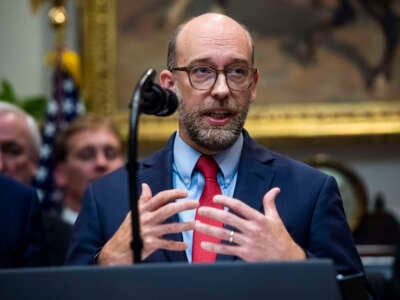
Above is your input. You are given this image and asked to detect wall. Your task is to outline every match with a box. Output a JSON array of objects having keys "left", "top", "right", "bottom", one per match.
[
  {"left": 272, "top": 138, "right": 400, "bottom": 220},
  {"left": 0, "top": 0, "right": 78, "bottom": 99}
]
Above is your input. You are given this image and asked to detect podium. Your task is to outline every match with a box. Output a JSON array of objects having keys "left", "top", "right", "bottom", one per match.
[{"left": 0, "top": 260, "right": 343, "bottom": 300}]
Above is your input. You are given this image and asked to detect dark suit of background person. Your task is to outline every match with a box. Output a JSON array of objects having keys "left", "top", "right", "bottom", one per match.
[
  {"left": 66, "top": 131, "right": 363, "bottom": 276},
  {"left": 0, "top": 173, "right": 44, "bottom": 268},
  {"left": 42, "top": 212, "right": 72, "bottom": 266}
]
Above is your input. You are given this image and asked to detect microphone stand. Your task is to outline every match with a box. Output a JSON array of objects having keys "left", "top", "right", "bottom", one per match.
[{"left": 127, "top": 68, "right": 158, "bottom": 264}]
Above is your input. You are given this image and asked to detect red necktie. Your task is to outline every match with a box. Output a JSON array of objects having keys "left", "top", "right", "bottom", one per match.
[{"left": 192, "top": 155, "right": 224, "bottom": 263}]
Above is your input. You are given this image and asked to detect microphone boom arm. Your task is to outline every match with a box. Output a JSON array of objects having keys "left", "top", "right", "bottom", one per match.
[{"left": 127, "top": 68, "right": 158, "bottom": 263}]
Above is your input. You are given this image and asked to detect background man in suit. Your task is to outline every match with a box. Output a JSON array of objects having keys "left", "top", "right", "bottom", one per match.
[
  {"left": 0, "top": 173, "right": 44, "bottom": 268},
  {"left": 0, "top": 102, "right": 41, "bottom": 186},
  {"left": 66, "top": 13, "right": 363, "bottom": 278},
  {"left": 42, "top": 114, "right": 125, "bottom": 265}
]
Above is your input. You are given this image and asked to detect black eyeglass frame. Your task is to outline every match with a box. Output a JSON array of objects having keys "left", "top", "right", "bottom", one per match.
[{"left": 169, "top": 65, "right": 257, "bottom": 91}]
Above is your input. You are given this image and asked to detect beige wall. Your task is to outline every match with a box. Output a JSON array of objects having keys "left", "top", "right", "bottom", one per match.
[{"left": 0, "top": 0, "right": 77, "bottom": 98}]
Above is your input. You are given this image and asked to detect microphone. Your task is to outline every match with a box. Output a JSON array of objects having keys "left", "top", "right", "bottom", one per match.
[
  {"left": 141, "top": 82, "right": 179, "bottom": 117},
  {"left": 127, "top": 68, "right": 178, "bottom": 263}
]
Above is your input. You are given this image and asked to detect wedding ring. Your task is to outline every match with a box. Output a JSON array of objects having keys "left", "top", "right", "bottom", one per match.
[{"left": 228, "top": 230, "right": 234, "bottom": 244}]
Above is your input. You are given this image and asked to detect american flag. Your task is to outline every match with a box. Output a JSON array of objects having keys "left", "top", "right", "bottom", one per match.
[{"left": 33, "top": 54, "right": 84, "bottom": 211}]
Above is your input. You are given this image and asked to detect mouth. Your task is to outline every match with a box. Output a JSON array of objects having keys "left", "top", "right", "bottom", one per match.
[
  {"left": 205, "top": 111, "right": 233, "bottom": 119},
  {"left": 203, "top": 109, "right": 235, "bottom": 126}
]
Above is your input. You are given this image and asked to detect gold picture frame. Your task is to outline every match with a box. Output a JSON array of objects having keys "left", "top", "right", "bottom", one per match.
[
  {"left": 307, "top": 154, "right": 368, "bottom": 232},
  {"left": 81, "top": 0, "right": 400, "bottom": 152}
]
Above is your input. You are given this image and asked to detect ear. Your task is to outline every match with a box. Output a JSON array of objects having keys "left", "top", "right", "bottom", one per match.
[
  {"left": 160, "top": 69, "right": 175, "bottom": 90},
  {"left": 249, "top": 69, "right": 259, "bottom": 103},
  {"left": 54, "top": 163, "right": 67, "bottom": 188},
  {"left": 28, "top": 157, "right": 38, "bottom": 182}
]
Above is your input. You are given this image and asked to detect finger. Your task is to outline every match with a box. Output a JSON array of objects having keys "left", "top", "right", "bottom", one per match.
[
  {"left": 144, "top": 221, "right": 195, "bottom": 236},
  {"left": 155, "top": 200, "right": 198, "bottom": 223},
  {"left": 197, "top": 206, "right": 248, "bottom": 232},
  {"left": 160, "top": 221, "right": 196, "bottom": 235},
  {"left": 156, "top": 239, "right": 189, "bottom": 252},
  {"left": 262, "top": 187, "right": 281, "bottom": 217},
  {"left": 194, "top": 221, "right": 245, "bottom": 245},
  {"left": 142, "top": 200, "right": 198, "bottom": 225},
  {"left": 139, "top": 183, "right": 152, "bottom": 201},
  {"left": 141, "top": 189, "right": 188, "bottom": 212},
  {"left": 200, "top": 241, "right": 237, "bottom": 256},
  {"left": 213, "top": 195, "right": 260, "bottom": 220},
  {"left": 138, "top": 183, "right": 153, "bottom": 212}
]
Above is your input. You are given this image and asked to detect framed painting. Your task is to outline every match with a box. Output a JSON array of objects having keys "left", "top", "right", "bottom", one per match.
[{"left": 81, "top": 0, "right": 400, "bottom": 152}]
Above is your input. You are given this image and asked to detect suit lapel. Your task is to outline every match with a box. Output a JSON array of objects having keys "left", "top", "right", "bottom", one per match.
[
  {"left": 138, "top": 133, "right": 187, "bottom": 262},
  {"left": 217, "top": 131, "right": 276, "bottom": 261},
  {"left": 233, "top": 147, "right": 275, "bottom": 212},
  {"left": 138, "top": 131, "right": 276, "bottom": 263}
]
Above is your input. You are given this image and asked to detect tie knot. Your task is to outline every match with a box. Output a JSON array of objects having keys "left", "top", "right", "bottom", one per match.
[{"left": 196, "top": 155, "right": 219, "bottom": 179}]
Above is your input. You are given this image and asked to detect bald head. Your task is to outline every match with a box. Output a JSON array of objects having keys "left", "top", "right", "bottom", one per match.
[
  {"left": 167, "top": 13, "right": 254, "bottom": 69},
  {"left": 161, "top": 13, "right": 258, "bottom": 155},
  {"left": 0, "top": 102, "right": 41, "bottom": 185},
  {"left": 0, "top": 102, "right": 41, "bottom": 160}
]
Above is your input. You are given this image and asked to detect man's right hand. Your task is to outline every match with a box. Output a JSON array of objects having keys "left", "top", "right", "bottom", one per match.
[{"left": 97, "top": 183, "right": 198, "bottom": 265}]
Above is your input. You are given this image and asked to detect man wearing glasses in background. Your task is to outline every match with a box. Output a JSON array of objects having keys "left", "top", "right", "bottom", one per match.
[{"left": 66, "top": 13, "right": 364, "bottom": 281}]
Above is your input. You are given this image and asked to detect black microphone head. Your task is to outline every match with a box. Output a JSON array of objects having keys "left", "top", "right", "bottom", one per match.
[
  {"left": 158, "top": 88, "right": 179, "bottom": 117},
  {"left": 141, "top": 83, "right": 179, "bottom": 117}
]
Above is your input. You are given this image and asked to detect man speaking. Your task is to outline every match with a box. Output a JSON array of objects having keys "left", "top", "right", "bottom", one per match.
[{"left": 66, "top": 13, "right": 363, "bottom": 279}]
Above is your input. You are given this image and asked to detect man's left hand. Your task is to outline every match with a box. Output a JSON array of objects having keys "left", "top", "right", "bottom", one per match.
[{"left": 194, "top": 187, "right": 306, "bottom": 261}]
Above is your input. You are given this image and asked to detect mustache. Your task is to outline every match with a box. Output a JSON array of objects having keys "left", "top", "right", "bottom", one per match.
[
  {"left": 174, "top": 86, "right": 248, "bottom": 115},
  {"left": 198, "top": 100, "right": 239, "bottom": 112}
]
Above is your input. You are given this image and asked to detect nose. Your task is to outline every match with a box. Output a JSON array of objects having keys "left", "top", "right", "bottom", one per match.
[
  {"left": 210, "top": 72, "right": 230, "bottom": 99},
  {"left": 95, "top": 151, "right": 108, "bottom": 171}
]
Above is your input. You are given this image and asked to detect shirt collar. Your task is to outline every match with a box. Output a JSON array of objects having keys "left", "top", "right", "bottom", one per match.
[
  {"left": 61, "top": 207, "right": 79, "bottom": 225},
  {"left": 173, "top": 131, "right": 243, "bottom": 186}
]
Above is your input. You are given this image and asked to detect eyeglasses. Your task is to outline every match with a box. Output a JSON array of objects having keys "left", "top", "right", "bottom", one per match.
[{"left": 170, "top": 64, "right": 257, "bottom": 91}]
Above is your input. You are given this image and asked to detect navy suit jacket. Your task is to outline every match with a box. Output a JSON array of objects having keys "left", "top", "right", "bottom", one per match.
[
  {"left": 42, "top": 212, "right": 72, "bottom": 266},
  {"left": 66, "top": 131, "right": 363, "bottom": 275},
  {"left": 0, "top": 174, "right": 44, "bottom": 268}
]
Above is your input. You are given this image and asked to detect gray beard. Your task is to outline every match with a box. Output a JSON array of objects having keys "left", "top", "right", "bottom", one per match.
[{"left": 178, "top": 100, "right": 249, "bottom": 152}]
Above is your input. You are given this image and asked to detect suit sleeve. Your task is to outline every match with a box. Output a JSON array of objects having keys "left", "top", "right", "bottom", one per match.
[
  {"left": 305, "top": 176, "right": 364, "bottom": 275},
  {"left": 65, "top": 186, "right": 104, "bottom": 265},
  {"left": 23, "top": 189, "right": 45, "bottom": 267}
]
